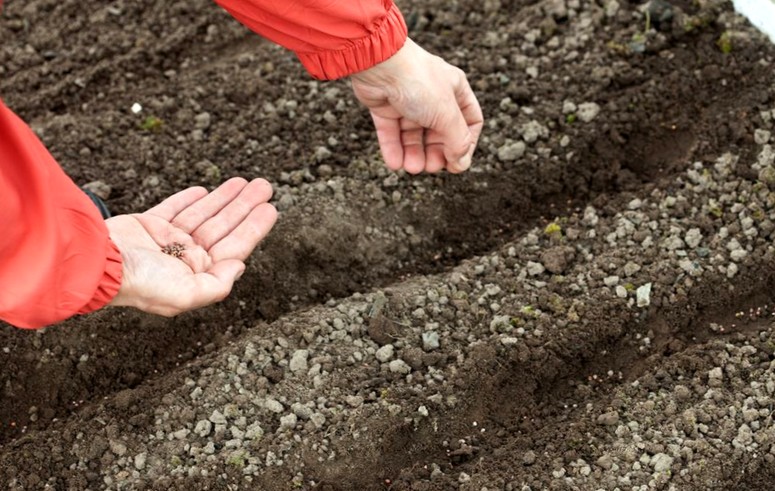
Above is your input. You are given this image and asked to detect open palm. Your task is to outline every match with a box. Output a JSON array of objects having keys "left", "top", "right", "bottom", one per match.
[{"left": 107, "top": 178, "right": 277, "bottom": 316}]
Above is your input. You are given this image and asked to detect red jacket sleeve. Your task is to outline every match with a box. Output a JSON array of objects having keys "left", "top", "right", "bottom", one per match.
[
  {"left": 0, "top": 99, "right": 122, "bottom": 329},
  {"left": 213, "top": 0, "right": 408, "bottom": 80}
]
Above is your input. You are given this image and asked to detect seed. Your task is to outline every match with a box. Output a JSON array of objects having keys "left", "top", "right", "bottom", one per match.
[{"left": 162, "top": 242, "right": 186, "bottom": 259}]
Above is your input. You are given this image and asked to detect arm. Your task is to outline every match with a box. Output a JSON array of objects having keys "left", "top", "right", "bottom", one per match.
[
  {"left": 0, "top": 100, "right": 277, "bottom": 329},
  {"left": 213, "top": 0, "right": 407, "bottom": 80},
  {"left": 0, "top": 99, "right": 122, "bottom": 329},
  {"left": 214, "top": 0, "right": 483, "bottom": 174}
]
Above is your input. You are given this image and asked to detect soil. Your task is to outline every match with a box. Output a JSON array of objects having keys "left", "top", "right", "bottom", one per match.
[{"left": 2, "top": 0, "right": 775, "bottom": 489}]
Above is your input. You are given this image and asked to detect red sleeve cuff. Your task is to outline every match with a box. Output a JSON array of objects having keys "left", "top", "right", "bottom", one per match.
[
  {"left": 295, "top": 3, "right": 408, "bottom": 80},
  {"left": 76, "top": 237, "right": 123, "bottom": 315}
]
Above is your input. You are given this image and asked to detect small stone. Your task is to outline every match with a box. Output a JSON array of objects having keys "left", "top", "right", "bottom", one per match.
[
  {"left": 279, "top": 413, "right": 298, "bottom": 431},
  {"left": 497, "top": 140, "right": 527, "bottom": 161},
  {"left": 577, "top": 102, "right": 601, "bottom": 122},
  {"left": 134, "top": 453, "right": 147, "bottom": 471},
  {"left": 310, "top": 413, "right": 326, "bottom": 429},
  {"left": 755, "top": 129, "right": 772, "bottom": 145},
  {"left": 730, "top": 249, "right": 748, "bottom": 262},
  {"left": 389, "top": 359, "right": 412, "bottom": 374},
  {"left": 375, "top": 344, "right": 395, "bottom": 363},
  {"left": 562, "top": 100, "right": 577, "bottom": 114},
  {"left": 291, "top": 403, "right": 313, "bottom": 420},
  {"left": 315, "top": 146, "right": 332, "bottom": 162},
  {"left": 264, "top": 398, "right": 284, "bottom": 414},
  {"left": 596, "top": 454, "right": 613, "bottom": 470},
  {"left": 597, "top": 410, "right": 620, "bottom": 426},
  {"left": 708, "top": 367, "right": 723, "bottom": 380},
  {"left": 422, "top": 332, "right": 440, "bottom": 352},
  {"left": 523, "top": 450, "right": 537, "bottom": 465},
  {"left": 759, "top": 166, "right": 775, "bottom": 188},
  {"left": 541, "top": 247, "right": 572, "bottom": 274},
  {"left": 195, "top": 420, "right": 213, "bottom": 437},
  {"left": 345, "top": 395, "right": 364, "bottom": 408},
  {"left": 603, "top": 276, "right": 619, "bottom": 287},
  {"left": 194, "top": 112, "right": 212, "bottom": 130},
  {"left": 652, "top": 453, "right": 673, "bottom": 473},
  {"left": 245, "top": 423, "right": 264, "bottom": 440},
  {"left": 109, "top": 440, "right": 127, "bottom": 457},
  {"left": 526, "top": 261, "right": 545, "bottom": 276},
  {"left": 623, "top": 262, "right": 641, "bottom": 276},
  {"left": 209, "top": 410, "right": 227, "bottom": 425},
  {"left": 636, "top": 283, "right": 652, "bottom": 307},
  {"left": 674, "top": 385, "right": 691, "bottom": 401},
  {"left": 289, "top": 349, "right": 309, "bottom": 373},
  {"left": 685, "top": 228, "right": 703, "bottom": 248},
  {"left": 418, "top": 405, "right": 429, "bottom": 417}
]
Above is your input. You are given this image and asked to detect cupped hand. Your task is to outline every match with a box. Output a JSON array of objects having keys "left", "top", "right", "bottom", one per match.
[
  {"left": 351, "top": 38, "right": 484, "bottom": 174},
  {"left": 107, "top": 177, "right": 277, "bottom": 317}
]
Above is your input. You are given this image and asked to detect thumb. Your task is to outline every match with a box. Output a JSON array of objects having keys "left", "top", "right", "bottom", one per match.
[{"left": 435, "top": 100, "right": 475, "bottom": 173}]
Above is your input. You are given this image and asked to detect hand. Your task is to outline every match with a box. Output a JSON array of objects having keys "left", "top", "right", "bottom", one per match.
[
  {"left": 107, "top": 178, "right": 277, "bottom": 317},
  {"left": 351, "top": 38, "right": 484, "bottom": 174}
]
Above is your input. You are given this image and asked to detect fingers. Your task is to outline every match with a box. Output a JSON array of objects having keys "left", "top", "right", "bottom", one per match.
[
  {"left": 400, "top": 122, "right": 426, "bottom": 175},
  {"left": 171, "top": 177, "right": 249, "bottom": 233},
  {"left": 145, "top": 186, "right": 209, "bottom": 221},
  {"left": 371, "top": 114, "right": 404, "bottom": 171},
  {"left": 191, "top": 178, "right": 274, "bottom": 250},
  {"left": 208, "top": 203, "right": 278, "bottom": 262}
]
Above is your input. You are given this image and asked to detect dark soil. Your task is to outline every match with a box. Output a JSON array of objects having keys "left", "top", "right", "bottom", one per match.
[{"left": 2, "top": 0, "right": 775, "bottom": 489}]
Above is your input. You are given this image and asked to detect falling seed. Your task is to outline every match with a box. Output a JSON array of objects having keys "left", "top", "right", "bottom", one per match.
[{"left": 131, "top": 103, "right": 143, "bottom": 114}]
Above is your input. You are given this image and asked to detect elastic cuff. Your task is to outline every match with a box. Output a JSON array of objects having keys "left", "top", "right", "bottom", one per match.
[
  {"left": 76, "top": 237, "right": 123, "bottom": 315},
  {"left": 296, "top": 3, "right": 408, "bottom": 80}
]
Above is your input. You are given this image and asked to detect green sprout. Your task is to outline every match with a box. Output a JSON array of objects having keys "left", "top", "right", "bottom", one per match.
[
  {"left": 140, "top": 116, "right": 164, "bottom": 131},
  {"left": 717, "top": 32, "right": 733, "bottom": 54},
  {"left": 544, "top": 222, "right": 562, "bottom": 236}
]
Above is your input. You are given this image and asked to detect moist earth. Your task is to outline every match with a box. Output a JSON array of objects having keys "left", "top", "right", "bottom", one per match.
[{"left": 2, "top": 0, "right": 775, "bottom": 489}]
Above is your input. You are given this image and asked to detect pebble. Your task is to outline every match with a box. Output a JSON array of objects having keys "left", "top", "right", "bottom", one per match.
[
  {"left": 345, "top": 395, "right": 364, "bottom": 408},
  {"left": 279, "top": 414, "right": 298, "bottom": 431},
  {"left": 652, "top": 453, "right": 673, "bottom": 472},
  {"left": 289, "top": 350, "right": 309, "bottom": 373},
  {"left": 209, "top": 410, "right": 227, "bottom": 425},
  {"left": 623, "top": 262, "right": 641, "bottom": 276},
  {"left": 389, "top": 359, "right": 412, "bottom": 374},
  {"left": 109, "top": 440, "right": 127, "bottom": 457},
  {"left": 636, "top": 283, "right": 652, "bottom": 307},
  {"left": 526, "top": 261, "right": 545, "bottom": 276},
  {"left": 523, "top": 450, "right": 537, "bottom": 465},
  {"left": 264, "top": 398, "right": 284, "bottom": 414},
  {"left": 604, "top": 275, "right": 619, "bottom": 287},
  {"left": 194, "top": 112, "right": 212, "bottom": 130},
  {"left": 597, "top": 410, "right": 620, "bottom": 426},
  {"left": 685, "top": 228, "right": 703, "bottom": 248},
  {"left": 134, "top": 453, "right": 147, "bottom": 471},
  {"left": 376, "top": 344, "right": 395, "bottom": 362},
  {"left": 755, "top": 129, "right": 772, "bottom": 145},
  {"left": 577, "top": 102, "right": 601, "bottom": 122},
  {"left": 422, "top": 332, "right": 440, "bottom": 352},
  {"left": 498, "top": 140, "right": 527, "bottom": 161},
  {"left": 195, "top": 420, "right": 213, "bottom": 437}
]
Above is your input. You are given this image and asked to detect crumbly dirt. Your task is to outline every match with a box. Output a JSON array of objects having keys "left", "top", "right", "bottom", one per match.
[{"left": 2, "top": 0, "right": 775, "bottom": 489}]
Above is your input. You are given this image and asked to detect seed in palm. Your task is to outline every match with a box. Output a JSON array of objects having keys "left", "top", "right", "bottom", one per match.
[{"left": 161, "top": 242, "right": 186, "bottom": 259}]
